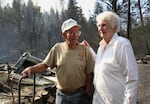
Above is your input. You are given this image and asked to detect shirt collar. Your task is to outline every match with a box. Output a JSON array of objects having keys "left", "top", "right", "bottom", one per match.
[{"left": 99, "top": 33, "right": 118, "bottom": 47}]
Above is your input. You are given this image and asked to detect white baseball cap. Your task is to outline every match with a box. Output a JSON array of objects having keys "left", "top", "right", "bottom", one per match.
[{"left": 61, "top": 18, "right": 81, "bottom": 33}]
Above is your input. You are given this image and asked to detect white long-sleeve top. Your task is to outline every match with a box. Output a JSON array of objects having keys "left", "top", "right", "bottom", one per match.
[{"left": 93, "top": 33, "right": 138, "bottom": 104}]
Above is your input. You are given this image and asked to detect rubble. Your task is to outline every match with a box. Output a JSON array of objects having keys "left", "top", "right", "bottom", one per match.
[
  {"left": 136, "top": 54, "right": 150, "bottom": 64},
  {"left": 0, "top": 52, "right": 56, "bottom": 104}
]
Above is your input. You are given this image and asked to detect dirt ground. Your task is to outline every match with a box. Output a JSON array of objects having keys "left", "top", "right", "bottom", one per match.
[{"left": 137, "top": 64, "right": 150, "bottom": 104}]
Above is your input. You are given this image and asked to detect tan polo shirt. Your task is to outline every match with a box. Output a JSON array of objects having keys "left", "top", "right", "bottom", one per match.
[{"left": 43, "top": 42, "right": 94, "bottom": 90}]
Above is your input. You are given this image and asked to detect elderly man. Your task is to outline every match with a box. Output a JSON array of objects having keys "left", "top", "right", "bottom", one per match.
[{"left": 21, "top": 18, "right": 94, "bottom": 104}]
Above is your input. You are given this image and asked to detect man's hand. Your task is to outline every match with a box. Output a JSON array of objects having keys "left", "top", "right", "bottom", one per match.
[{"left": 21, "top": 67, "right": 32, "bottom": 77}]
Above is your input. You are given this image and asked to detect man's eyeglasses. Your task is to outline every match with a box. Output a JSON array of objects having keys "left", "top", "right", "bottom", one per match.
[{"left": 66, "top": 31, "right": 81, "bottom": 36}]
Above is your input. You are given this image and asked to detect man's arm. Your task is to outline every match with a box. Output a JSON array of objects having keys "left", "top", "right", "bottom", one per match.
[
  {"left": 21, "top": 63, "right": 48, "bottom": 77},
  {"left": 85, "top": 72, "right": 94, "bottom": 95}
]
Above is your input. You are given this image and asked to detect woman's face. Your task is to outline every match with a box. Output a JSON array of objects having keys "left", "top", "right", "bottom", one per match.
[{"left": 97, "top": 20, "right": 116, "bottom": 41}]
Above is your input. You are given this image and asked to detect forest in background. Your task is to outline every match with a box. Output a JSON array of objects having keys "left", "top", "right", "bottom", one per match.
[{"left": 0, "top": 0, "right": 150, "bottom": 63}]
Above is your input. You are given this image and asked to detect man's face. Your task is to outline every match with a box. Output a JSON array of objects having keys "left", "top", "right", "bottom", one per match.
[{"left": 64, "top": 26, "right": 81, "bottom": 46}]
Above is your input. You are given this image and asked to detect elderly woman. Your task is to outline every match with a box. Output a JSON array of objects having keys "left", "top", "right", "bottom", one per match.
[
  {"left": 82, "top": 11, "right": 138, "bottom": 104},
  {"left": 94, "top": 11, "right": 138, "bottom": 104}
]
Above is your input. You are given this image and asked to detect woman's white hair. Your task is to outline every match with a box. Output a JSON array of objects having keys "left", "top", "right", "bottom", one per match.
[{"left": 96, "top": 11, "right": 120, "bottom": 32}]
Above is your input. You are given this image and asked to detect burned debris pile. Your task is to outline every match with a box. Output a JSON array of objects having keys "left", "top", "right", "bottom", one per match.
[{"left": 0, "top": 52, "right": 56, "bottom": 104}]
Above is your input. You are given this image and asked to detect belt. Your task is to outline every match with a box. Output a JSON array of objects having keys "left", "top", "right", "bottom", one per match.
[{"left": 59, "top": 86, "right": 85, "bottom": 95}]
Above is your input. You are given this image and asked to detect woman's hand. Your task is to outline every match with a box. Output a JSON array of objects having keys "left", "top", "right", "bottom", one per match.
[
  {"left": 80, "top": 40, "right": 91, "bottom": 48},
  {"left": 81, "top": 40, "right": 96, "bottom": 59}
]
